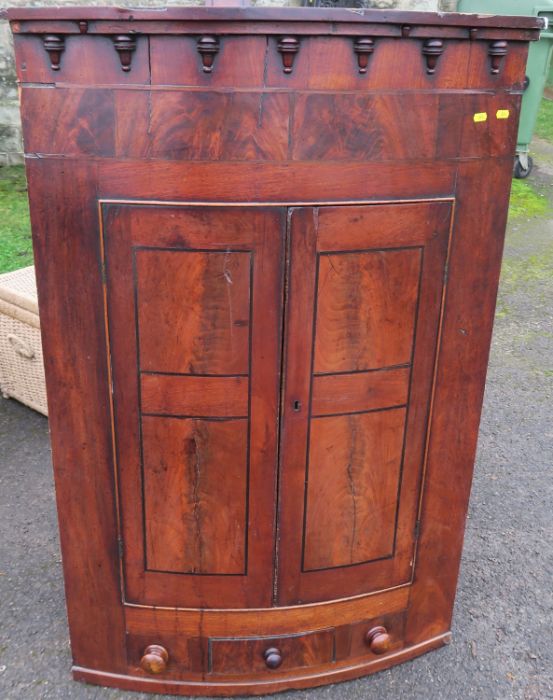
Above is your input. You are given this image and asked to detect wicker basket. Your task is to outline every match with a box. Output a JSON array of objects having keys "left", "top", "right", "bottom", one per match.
[{"left": 0, "top": 265, "right": 48, "bottom": 416}]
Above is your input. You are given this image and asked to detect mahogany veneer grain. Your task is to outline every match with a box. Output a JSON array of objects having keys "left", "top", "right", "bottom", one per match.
[{"left": 10, "top": 7, "right": 540, "bottom": 695}]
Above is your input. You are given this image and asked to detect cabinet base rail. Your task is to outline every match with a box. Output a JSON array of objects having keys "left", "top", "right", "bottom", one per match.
[{"left": 73, "top": 632, "right": 451, "bottom": 697}]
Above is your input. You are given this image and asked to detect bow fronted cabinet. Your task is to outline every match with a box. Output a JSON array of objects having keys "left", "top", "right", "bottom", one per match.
[{"left": 7, "top": 7, "right": 543, "bottom": 696}]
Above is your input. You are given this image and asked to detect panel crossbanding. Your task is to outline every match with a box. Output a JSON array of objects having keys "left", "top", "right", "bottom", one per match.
[
  {"left": 311, "top": 366, "right": 409, "bottom": 417},
  {"left": 141, "top": 374, "right": 248, "bottom": 418}
]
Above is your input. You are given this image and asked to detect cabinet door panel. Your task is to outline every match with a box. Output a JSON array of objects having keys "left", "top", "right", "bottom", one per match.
[
  {"left": 102, "top": 204, "right": 285, "bottom": 608},
  {"left": 304, "top": 408, "right": 406, "bottom": 571},
  {"left": 135, "top": 248, "right": 251, "bottom": 375},
  {"left": 277, "top": 201, "right": 452, "bottom": 605},
  {"left": 142, "top": 416, "right": 248, "bottom": 575},
  {"left": 314, "top": 249, "right": 420, "bottom": 373}
]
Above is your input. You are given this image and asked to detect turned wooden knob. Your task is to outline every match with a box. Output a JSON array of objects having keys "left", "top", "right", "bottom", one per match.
[
  {"left": 365, "top": 626, "right": 391, "bottom": 654},
  {"left": 263, "top": 646, "right": 283, "bottom": 669},
  {"left": 140, "top": 644, "right": 169, "bottom": 674}
]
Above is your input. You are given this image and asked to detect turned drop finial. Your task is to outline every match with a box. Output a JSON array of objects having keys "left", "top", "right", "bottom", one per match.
[
  {"left": 43, "top": 35, "right": 65, "bottom": 71},
  {"left": 113, "top": 35, "right": 137, "bottom": 72},
  {"left": 197, "top": 35, "right": 220, "bottom": 73},
  {"left": 277, "top": 36, "right": 300, "bottom": 74},
  {"left": 422, "top": 39, "right": 444, "bottom": 75}
]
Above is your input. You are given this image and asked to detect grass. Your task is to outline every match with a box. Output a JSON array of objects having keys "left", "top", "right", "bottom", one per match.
[
  {"left": 508, "top": 178, "right": 550, "bottom": 220},
  {"left": 502, "top": 176, "right": 553, "bottom": 294},
  {"left": 0, "top": 165, "right": 33, "bottom": 274},
  {"left": 535, "top": 98, "right": 553, "bottom": 143}
]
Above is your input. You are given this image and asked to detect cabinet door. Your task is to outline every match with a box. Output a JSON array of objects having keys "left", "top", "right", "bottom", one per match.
[
  {"left": 277, "top": 201, "right": 453, "bottom": 605},
  {"left": 102, "top": 204, "right": 285, "bottom": 608}
]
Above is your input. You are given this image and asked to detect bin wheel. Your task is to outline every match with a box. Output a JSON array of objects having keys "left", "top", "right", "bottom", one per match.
[{"left": 514, "top": 155, "right": 533, "bottom": 179}]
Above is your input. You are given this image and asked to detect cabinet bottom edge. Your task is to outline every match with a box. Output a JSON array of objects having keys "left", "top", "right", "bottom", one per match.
[{"left": 72, "top": 632, "right": 452, "bottom": 697}]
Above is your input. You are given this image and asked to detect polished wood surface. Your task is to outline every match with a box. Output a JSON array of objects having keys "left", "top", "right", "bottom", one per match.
[
  {"left": 365, "top": 626, "right": 392, "bottom": 655},
  {"left": 140, "top": 645, "right": 169, "bottom": 675},
  {"left": 140, "top": 375, "right": 249, "bottom": 417},
  {"left": 210, "top": 630, "right": 334, "bottom": 675},
  {"left": 142, "top": 417, "right": 248, "bottom": 575},
  {"left": 103, "top": 204, "right": 284, "bottom": 609},
  {"left": 277, "top": 201, "right": 452, "bottom": 604},
  {"left": 10, "top": 6, "right": 538, "bottom": 696},
  {"left": 304, "top": 408, "right": 406, "bottom": 570},
  {"left": 311, "top": 367, "right": 410, "bottom": 416},
  {"left": 313, "top": 248, "right": 420, "bottom": 372},
  {"left": 135, "top": 249, "right": 251, "bottom": 375},
  {"left": 5, "top": 6, "right": 545, "bottom": 31}
]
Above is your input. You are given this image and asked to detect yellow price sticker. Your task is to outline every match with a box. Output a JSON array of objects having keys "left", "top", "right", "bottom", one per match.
[
  {"left": 473, "top": 112, "right": 488, "bottom": 123},
  {"left": 496, "top": 109, "right": 510, "bottom": 120}
]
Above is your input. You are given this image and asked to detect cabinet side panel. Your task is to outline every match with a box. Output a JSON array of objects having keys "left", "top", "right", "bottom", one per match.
[
  {"left": 25, "top": 158, "right": 126, "bottom": 671},
  {"left": 406, "top": 158, "right": 513, "bottom": 644}
]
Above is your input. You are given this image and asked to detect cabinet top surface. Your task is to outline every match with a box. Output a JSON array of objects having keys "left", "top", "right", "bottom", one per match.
[{"left": 5, "top": 6, "right": 545, "bottom": 33}]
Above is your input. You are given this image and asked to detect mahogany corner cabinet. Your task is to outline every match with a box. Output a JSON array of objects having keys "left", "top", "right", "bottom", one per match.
[{"left": 8, "top": 6, "right": 543, "bottom": 696}]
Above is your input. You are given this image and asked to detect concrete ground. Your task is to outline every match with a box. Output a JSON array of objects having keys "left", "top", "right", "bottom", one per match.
[{"left": 1, "top": 141, "right": 552, "bottom": 700}]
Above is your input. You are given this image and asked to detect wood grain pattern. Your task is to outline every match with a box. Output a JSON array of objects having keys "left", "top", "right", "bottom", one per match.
[
  {"left": 458, "top": 92, "right": 521, "bottom": 159},
  {"left": 334, "top": 611, "right": 405, "bottom": 662},
  {"left": 118, "top": 91, "right": 290, "bottom": 161},
  {"left": 277, "top": 201, "right": 451, "bottom": 606},
  {"left": 12, "top": 7, "right": 532, "bottom": 694},
  {"left": 21, "top": 88, "right": 115, "bottom": 157},
  {"left": 334, "top": 613, "right": 405, "bottom": 659},
  {"left": 311, "top": 367, "right": 409, "bottom": 417},
  {"left": 143, "top": 416, "right": 248, "bottom": 575},
  {"left": 104, "top": 205, "right": 284, "bottom": 609},
  {"left": 72, "top": 633, "right": 451, "bottom": 696},
  {"left": 150, "top": 35, "right": 266, "bottom": 87},
  {"left": 135, "top": 249, "right": 251, "bottom": 375},
  {"left": 7, "top": 6, "right": 544, "bottom": 31},
  {"left": 314, "top": 249, "right": 421, "bottom": 374},
  {"left": 466, "top": 38, "right": 528, "bottom": 92},
  {"left": 141, "top": 374, "right": 248, "bottom": 418},
  {"left": 22, "top": 86, "right": 522, "bottom": 164},
  {"left": 24, "top": 158, "right": 127, "bottom": 672},
  {"left": 404, "top": 159, "right": 515, "bottom": 648},
  {"left": 292, "top": 93, "right": 439, "bottom": 162},
  {"left": 125, "top": 585, "right": 409, "bottom": 637},
  {"left": 316, "top": 201, "right": 452, "bottom": 249},
  {"left": 127, "top": 633, "right": 205, "bottom": 679},
  {"left": 209, "top": 630, "right": 334, "bottom": 675},
  {"left": 304, "top": 408, "right": 406, "bottom": 570},
  {"left": 265, "top": 37, "right": 507, "bottom": 91},
  {"left": 14, "top": 34, "right": 150, "bottom": 85},
  {"left": 97, "top": 160, "right": 456, "bottom": 202}
]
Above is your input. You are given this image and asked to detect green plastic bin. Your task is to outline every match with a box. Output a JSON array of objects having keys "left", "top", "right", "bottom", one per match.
[{"left": 458, "top": 0, "right": 553, "bottom": 177}]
